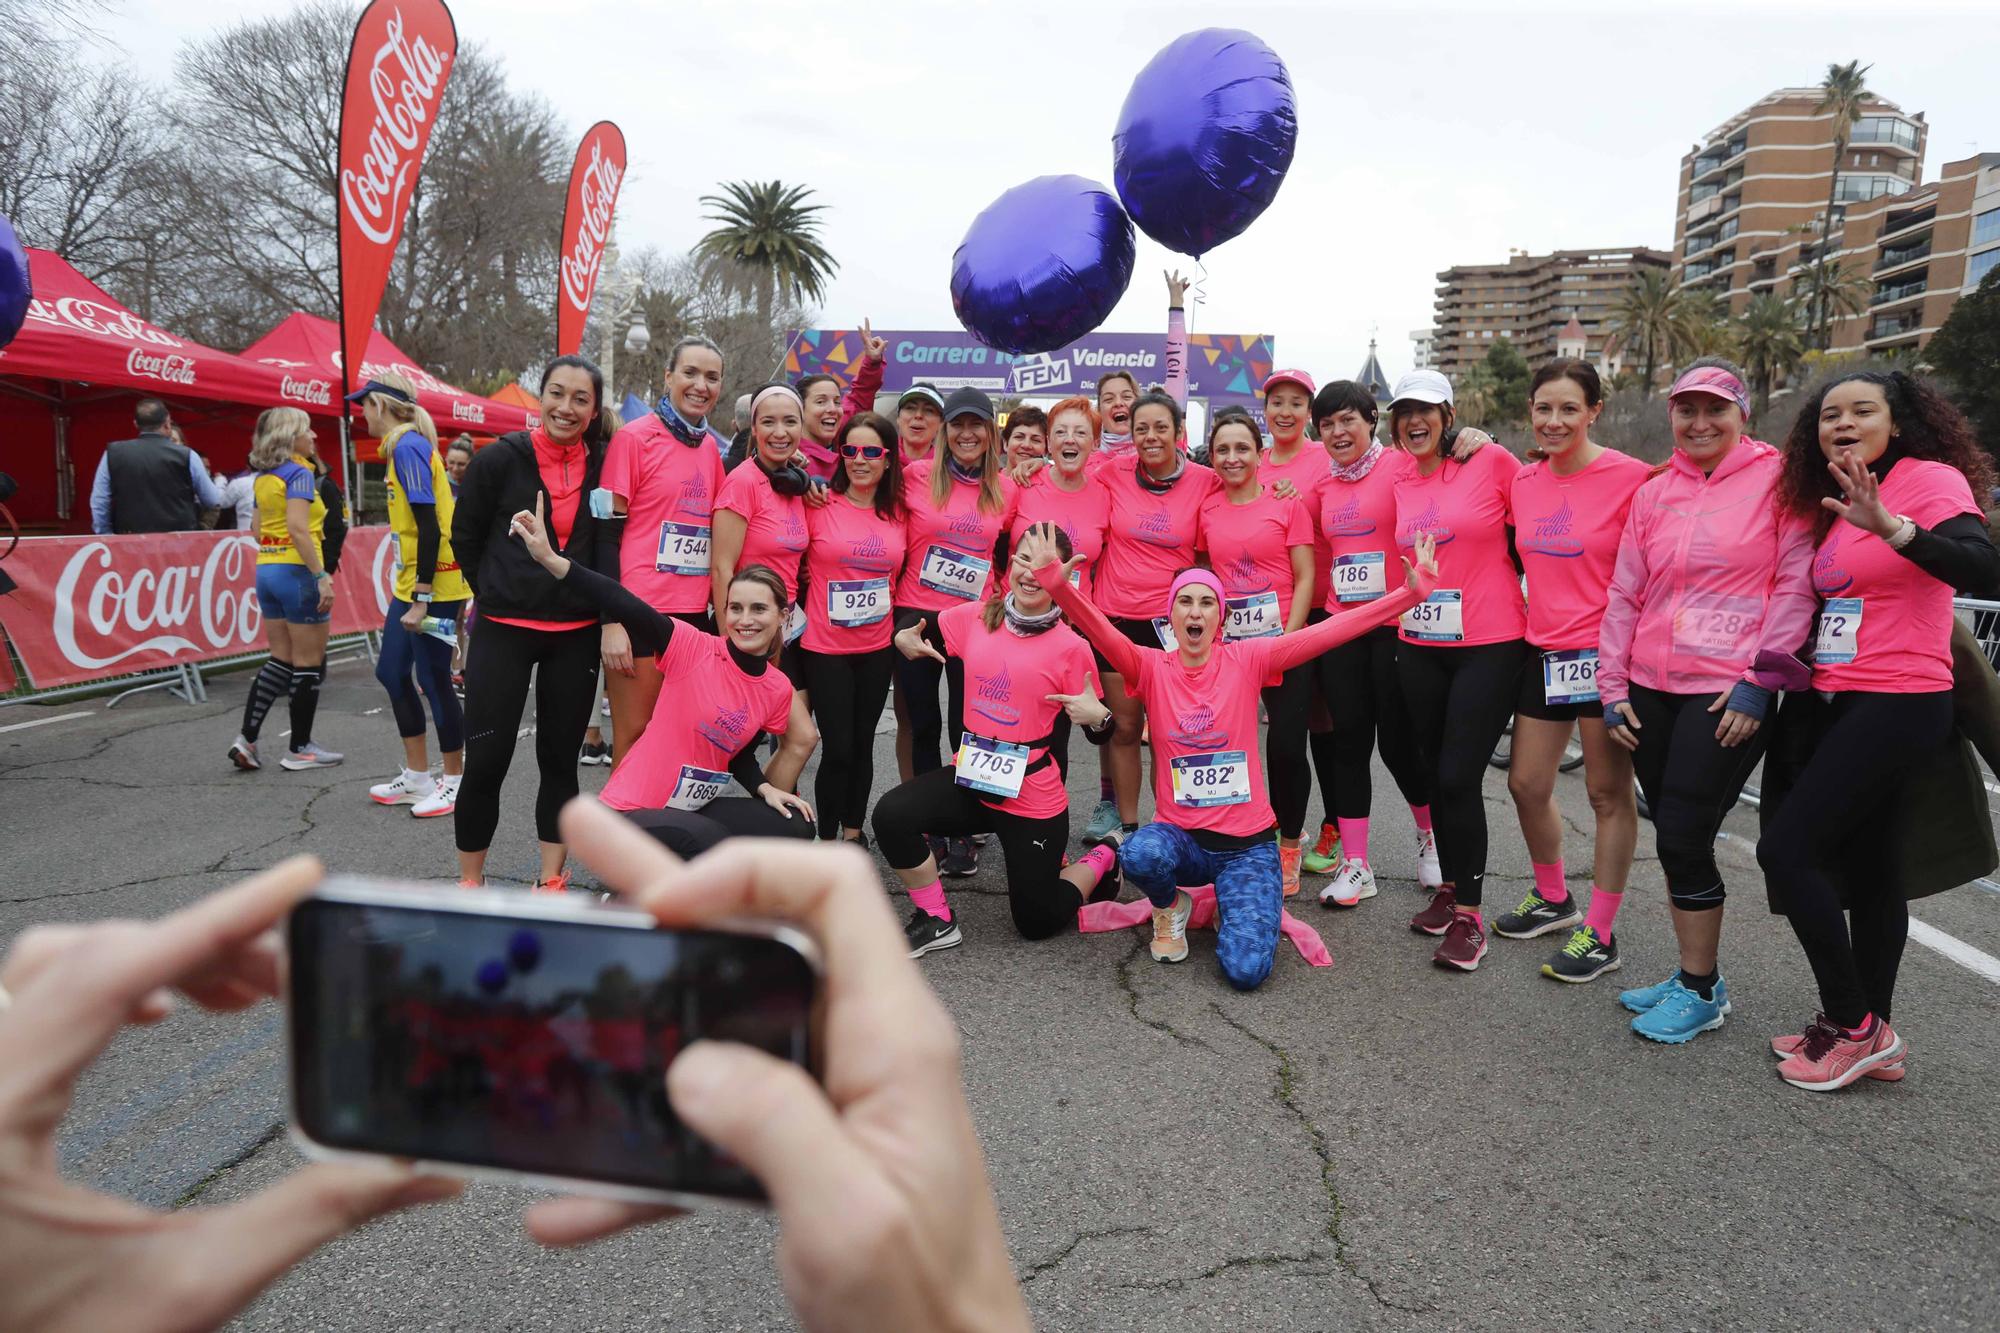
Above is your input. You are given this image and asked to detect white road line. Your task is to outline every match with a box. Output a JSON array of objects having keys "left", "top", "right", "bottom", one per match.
[
  {"left": 363, "top": 707, "right": 384, "bottom": 715},
  {"left": 1909, "top": 918, "right": 2000, "bottom": 985},
  {"left": 0, "top": 710, "right": 91, "bottom": 735}
]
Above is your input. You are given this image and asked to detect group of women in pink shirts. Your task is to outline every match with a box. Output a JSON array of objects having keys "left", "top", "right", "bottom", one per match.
[{"left": 463, "top": 280, "right": 1997, "bottom": 1094}]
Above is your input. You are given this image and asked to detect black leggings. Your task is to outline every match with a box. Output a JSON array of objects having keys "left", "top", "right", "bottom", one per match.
[
  {"left": 622, "top": 798, "right": 814, "bottom": 859},
  {"left": 1757, "top": 690, "right": 1951, "bottom": 1026},
  {"left": 455, "top": 619, "right": 600, "bottom": 852},
  {"left": 799, "top": 645, "right": 894, "bottom": 838},
  {"left": 1625, "top": 682, "right": 1770, "bottom": 911},
  {"left": 1317, "top": 625, "right": 1429, "bottom": 820},
  {"left": 376, "top": 598, "right": 465, "bottom": 751},
  {"left": 893, "top": 608, "right": 966, "bottom": 774},
  {"left": 1261, "top": 661, "right": 1315, "bottom": 839},
  {"left": 1399, "top": 638, "right": 1529, "bottom": 906},
  {"left": 871, "top": 767, "right": 1080, "bottom": 940}
]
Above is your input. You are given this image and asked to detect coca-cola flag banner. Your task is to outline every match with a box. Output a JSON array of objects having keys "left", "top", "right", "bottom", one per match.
[
  {"left": 337, "top": 0, "right": 457, "bottom": 400},
  {"left": 557, "top": 121, "right": 626, "bottom": 358},
  {"left": 0, "top": 529, "right": 401, "bottom": 690}
]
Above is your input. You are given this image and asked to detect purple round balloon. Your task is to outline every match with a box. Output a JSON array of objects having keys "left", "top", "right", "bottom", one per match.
[
  {"left": 476, "top": 959, "right": 509, "bottom": 994},
  {"left": 950, "top": 175, "right": 1135, "bottom": 355},
  {"left": 1112, "top": 28, "right": 1298, "bottom": 258},
  {"left": 0, "top": 213, "right": 28, "bottom": 352},
  {"left": 507, "top": 929, "right": 542, "bottom": 973}
]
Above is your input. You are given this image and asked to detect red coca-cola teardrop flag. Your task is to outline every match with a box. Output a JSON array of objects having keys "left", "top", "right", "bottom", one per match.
[
  {"left": 556, "top": 121, "right": 627, "bottom": 357},
  {"left": 336, "top": 0, "right": 457, "bottom": 401}
]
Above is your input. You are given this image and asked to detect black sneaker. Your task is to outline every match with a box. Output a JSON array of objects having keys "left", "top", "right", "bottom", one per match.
[
  {"left": 578, "top": 741, "right": 611, "bottom": 766},
  {"left": 1541, "top": 926, "right": 1621, "bottom": 983},
  {"left": 1087, "top": 844, "right": 1122, "bottom": 904},
  {"left": 1492, "top": 889, "right": 1583, "bottom": 940},
  {"left": 927, "top": 835, "right": 949, "bottom": 867},
  {"left": 940, "top": 837, "right": 978, "bottom": 878},
  {"left": 904, "top": 909, "right": 963, "bottom": 957}
]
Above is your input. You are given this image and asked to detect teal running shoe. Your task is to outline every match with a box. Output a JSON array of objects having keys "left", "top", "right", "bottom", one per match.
[
  {"left": 1631, "top": 979, "right": 1730, "bottom": 1044},
  {"left": 1081, "top": 798, "right": 1121, "bottom": 845},
  {"left": 1620, "top": 971, "right": 1731, "bottom": 1015}
]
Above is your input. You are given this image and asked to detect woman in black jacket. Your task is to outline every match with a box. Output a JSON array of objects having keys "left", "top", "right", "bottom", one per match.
[{"left": 449, "top": 355, "right": 616, "bottom": 891}]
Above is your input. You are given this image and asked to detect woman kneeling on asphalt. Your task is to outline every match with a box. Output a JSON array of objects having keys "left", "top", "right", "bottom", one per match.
[
  {"left": 874, "top": 526, "right": 1122, "bottom": 958},
  {"left": 1027, "top": 521, "right": 1438, "bottom": 990},
  {"left": 1597, "top": 358, "right": 1816, "bottom": 1044},
  {"left": 1758, "top": 371, "right": 1999, "bottom": 1090},
  {"left": 507, "top": 496, "right": 815, "bottom": 858}
]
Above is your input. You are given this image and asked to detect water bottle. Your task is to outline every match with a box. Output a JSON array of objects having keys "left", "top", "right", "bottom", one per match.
[{"left": 418, "top": 615, "right": 458, "bottom": 646}]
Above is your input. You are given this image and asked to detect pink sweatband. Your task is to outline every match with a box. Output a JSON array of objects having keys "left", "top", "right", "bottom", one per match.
[
  {"left": 752, "top": 383, "right": 803, "bottom": 416},
  {"left": 1167, "top": 568, "right": 1225, "bottom": 606}
]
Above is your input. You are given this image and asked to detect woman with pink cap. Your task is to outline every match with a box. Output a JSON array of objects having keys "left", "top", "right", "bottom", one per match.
[{"left": 1599, "top": 357, "right": 1816, "bottom": 1044}]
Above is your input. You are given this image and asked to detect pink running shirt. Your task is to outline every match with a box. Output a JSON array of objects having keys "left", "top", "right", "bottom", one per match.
[
  {"left": 940, "top": 602, "right": 1098, "bottom": 820},
  {"left": 1393, "top": 444, "right": 1526, "bottom": 646},
  {"left": 1010, "top": 472, "right": 1112, "bottom": 600},
  {"left": 598, "top": 626, "right": 794, "bottom": 812},
  {"left": 1096, "top": 455, "right": 1218, "bottom": 619},
  {"left": 1197, "top": 485, "right": 1314, "bottom": 629},
  {"left": 716, "top": 461, "right": 810, "bottom": 603},
  {"left": 802, "top": 494, "right": 908, "bottom": 654},
  {"left": 1318, "top": 452, "right": 1408, "bottom": 611},
  {"left": 1809, "top": 458, "right": 1979, "bottom": 693},
  {"left": 1260, "top": 446, "right": 1333, "bottom": 600},
  {"left": 1510, "top": 448, "right": 1651, "bottom": 650},
  {"left": 896, "top": 459, "right": 1017, "bottom": 612},
  {"left": 599, "top": 413, "right": 727, "bottom": 614}
]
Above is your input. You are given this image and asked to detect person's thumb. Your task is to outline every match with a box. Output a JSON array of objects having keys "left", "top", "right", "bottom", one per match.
[{"left": 668, "top": 1041, "right": 878, "bottom": 1222}]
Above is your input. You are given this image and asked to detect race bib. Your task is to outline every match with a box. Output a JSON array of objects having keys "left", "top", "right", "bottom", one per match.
[
  {"left": 1224, "top": 591, "right": 1282, "bottom": 640},
  {"left": 1542, "top": 648, "right": 1599, "bottom": 706},
  {"left": 1170, "top": 751, "right": 1252, "bottom": 807},
  {"left": 1670, "top": 593, "right": 1762, "bottom": 659},
  {"left": 655, "top": 521, "right": 711, "bottom": 575},
  {"left": 667, "top": 764, "right": 732, "bottom": 811},
  {"left": 1815, "top": 597, "right": 1863, "bottom": 665},
  {"left": 954, "top": 732, "right": 1030, "bottom": 799},
  {"left": 784, "top": 602, "right": 808, "bottom": 643},
  {"left": 919, "top": 545, "right": 989, "bottom": 601},
  {"left": 828, "top": 577, "right": 891, "bottom": 627},
  {"left": 1332, "top": 551, "right": 1388, "bottom": 602},
  {"left": 1401, "top": 590, "right": 1464, "bottom": 642},
  {"left": 1152, "top": 618, "right": 1181, "bottom": 652}
]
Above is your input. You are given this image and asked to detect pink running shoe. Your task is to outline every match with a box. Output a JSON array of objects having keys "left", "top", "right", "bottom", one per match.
[
  {"left": 1410, "top": 886, "right": 1457, "bottom": 936},
  {"left": 1777, "top": 1015, "right": 1904, "bottom": 1092},
  {"left": 1771, "top": 1027, "right": 1905, "bottom": 1080}
]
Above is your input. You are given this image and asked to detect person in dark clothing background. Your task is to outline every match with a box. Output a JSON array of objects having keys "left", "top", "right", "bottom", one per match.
[{"left": 88, "top": 399, "right": 225, "bottom": 534}]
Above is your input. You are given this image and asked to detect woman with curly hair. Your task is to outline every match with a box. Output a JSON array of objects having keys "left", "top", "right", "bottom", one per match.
[{"left": 1758, "top": 369, "right": 2000, "bottom": 1091}]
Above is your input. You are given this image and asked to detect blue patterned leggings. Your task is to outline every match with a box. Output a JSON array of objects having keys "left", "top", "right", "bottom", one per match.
[{"left": 1120, "top": 822, "right": 1283, "bottom": 991}]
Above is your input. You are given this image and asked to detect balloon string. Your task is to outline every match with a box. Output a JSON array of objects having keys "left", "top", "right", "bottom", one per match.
[{"left": 1189, "top": 260, "right": 1210, "bottom": 311}]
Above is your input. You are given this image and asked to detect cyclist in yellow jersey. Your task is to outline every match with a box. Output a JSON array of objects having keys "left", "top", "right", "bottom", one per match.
[
  {"left": 229, "top": 408, "right": 342, "bottom": 773},
  {"left": 347, "top": 372, "right": 468, "bottom": 818}
]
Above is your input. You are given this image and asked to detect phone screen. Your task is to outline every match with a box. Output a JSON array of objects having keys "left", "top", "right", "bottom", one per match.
[{"left": 288, "top": 896, "right": 817, "bottom": 1202}]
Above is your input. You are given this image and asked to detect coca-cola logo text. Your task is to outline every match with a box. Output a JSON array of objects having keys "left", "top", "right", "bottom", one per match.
[
  {"left": 282, "top": 374, "right": 333, "bottom": 406},
  {"left": 29, "top": 296, "right": 182, "bottom": 347},
  {"left": 450, "top": 401, "right": 485, "bottom": 423},
  {"left": 51, "top": 539, "right": 260, "bottom": 670},
  {"left": 126, "top": 348, "right": 197, "bottom": 385},
  {"left": 560, "top": 140, "right": 624, "bottom": 315},
  {"left": 339, "top": 9, "right": 452, "bottom": 247}
]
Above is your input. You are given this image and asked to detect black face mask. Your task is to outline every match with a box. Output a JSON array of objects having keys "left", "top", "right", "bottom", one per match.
[{"left": 759, "top": 455, "right": 811, "bottom": 497}]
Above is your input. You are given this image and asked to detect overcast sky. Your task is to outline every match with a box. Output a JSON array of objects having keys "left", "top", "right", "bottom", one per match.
[{"left": 106, "top": 0, "right": 1996, "bottom": 388}]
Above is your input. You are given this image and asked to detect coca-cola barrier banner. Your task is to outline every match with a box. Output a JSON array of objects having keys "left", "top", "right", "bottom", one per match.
[
  {"left": 0, "top": 528, "right": 403, "bottom": 691},
  {"left": 556, "top": 121, "right": 626, "bottom": 358},
  {"left": 337, "top": 0, "right": 457, "bottom": 398}
]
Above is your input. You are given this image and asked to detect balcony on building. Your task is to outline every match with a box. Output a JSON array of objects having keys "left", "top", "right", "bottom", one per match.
[
  {"left": 1870, "top": 273, "right": 1928, "bottom": 307},
  {"left": 1691, "top": 134, "right": 1749, "bottom": 183},
  {"left": 1876, "top": 202, "right": 1938, "bottom": 242},
  {"left": 1867, "top": 311, "right": 1923, "bottom": 341},
  {"left": 1874, "top": 239, "right": 1933, "bottom": 274},
  {"left": 1849, "top": 115, "right": 1921, "bottom": 153}
]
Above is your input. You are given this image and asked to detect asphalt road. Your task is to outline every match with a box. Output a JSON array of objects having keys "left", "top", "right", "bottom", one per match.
[{"left": 4, "top": 656, "right": 1998, "bottom": 1331}]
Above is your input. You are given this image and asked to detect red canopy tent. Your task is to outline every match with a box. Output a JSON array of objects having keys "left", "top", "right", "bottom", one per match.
[{"left": 0, "top": 248, "right": 345, "bottom": 533}]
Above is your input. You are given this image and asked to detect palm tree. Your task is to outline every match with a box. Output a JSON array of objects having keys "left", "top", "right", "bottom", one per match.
[
  {"left": 1807, "top": 61, "right": 1872, "bottom": 348},
  {"left": 1734, "top": 294, "right": 1807, "bottom": 418},
  {"left": 1793, "top": 258, "right": 1871, "bottom": 351},
  {"left": 1677, "top": 288, "right": 1734, "bottom": 359},
  {"left": 694, "top": 180, "right": 838, "bottom": 329},
  {"left": 1606, "top": 269, "right": 1688, "bottom": 394}
]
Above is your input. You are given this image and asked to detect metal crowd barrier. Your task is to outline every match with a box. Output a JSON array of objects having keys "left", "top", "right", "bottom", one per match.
[{"left": 0, "top": 632, "right": 380, "bottom": 710}]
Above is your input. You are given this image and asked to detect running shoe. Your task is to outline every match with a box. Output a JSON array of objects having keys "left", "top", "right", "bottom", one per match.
[
  {"left": 1415, "top": 828, "right": 1443, "bottom": 889},
  {"left": 926, "top": 834, "right": 948, "bottom": 866},
  {"left": 370, "top": 769, "right": 436, "bottom": 806},
  {"left": 1619, "top": 972, "right": 1731, "bottom": 1016},
  {"left": 279, "top": 742, "right": 345, "bottom": 771},
  {"left": 533, "top": 871, "right": 571, "bottom": 895},
  {"left": 1149, "top": 891, "right": 1193, "bottom": 964},
  {"left": 1630, "top": 979, "right": 1729, "bottom": 1044},
  {"left": 940, "top": 838, "right": 978, "bottom": 878},
  {"left": 578, "top": 741, "right": 611, "bottom": 766},
  {"left": 1320, "top": 858, "right": 1376, "bottom": 908},
  {"left": 411, "top": 774, "right": 460, "bottom": 819},
  {"left": 971, "top": 832, "right": 990, "bottom": 847},
  {"left": 1410, "top": 886, "right": 1457, "bottom": 935},
  {"left": 1432, "top": 912, "right": 1488, "bottom": 971},
  {"left": 1300, "top": 823, "right": 1342, "bottom": 874},
  {"left": 1777, "top": 1015, "right": 1903, "bottom": 1092},
  {"left": 1081, "top": 798, "right": 1122, "bottom": 846},
  {"left": 601, "top": 697, "right": 612, "bottom": 717},
  {"left": 228, "top": 734, "right": 260, "bottom": 771},
  {"left": 1771, "top": 1027, "right": 1906, "bottom": 1080},
  {"left": 1492, "top": 890, "right": 1583, "bottom": 940},
  {"left": 1542, "top": 927, "right": 1621, "bottom": 983},
  {"left": 1280, "top": 842, "right": 1304, "bottom": 898},
  {"left": 905, "top": 909, "right": 962, "bottom": 958}
]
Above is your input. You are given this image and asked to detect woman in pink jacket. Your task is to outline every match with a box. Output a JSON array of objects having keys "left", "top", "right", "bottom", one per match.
[{"left": 1598, "top": 359, "right": 1816, "bottom": 1045}]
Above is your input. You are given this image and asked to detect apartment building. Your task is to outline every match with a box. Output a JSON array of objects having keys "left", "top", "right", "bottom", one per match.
[
  {"left": 1830, "top": 153, "right": 2000, "bottom": 354},
  {"left": 1429, "top": 247, "right": 1670, "bottom": 379},
  {"left": 1409, "top": 328, "right": 1435, "bottom": 371},
  {"left": 1673, "top": 87, "right": 1927, "bottom": 314}
]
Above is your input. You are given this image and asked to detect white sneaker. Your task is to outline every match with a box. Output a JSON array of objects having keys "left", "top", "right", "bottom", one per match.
[
  {"left": 279, "top": 742, "right": 345, "bottom": 771},
  {"left": 1416, "top": 828, "right": 1443, "bottom": 889},
  {"left": 370, "top": 768, "right": 436, "bottom": 806},
  {"left": 411, "top": 774, "right": 460, "bottom": 819},
  {"left": 1320, "top": 857, "right": 1377, "bottom": 908},
  {"left": 1149, "top": 891, "right": 1193, "bottom": 964},
  {"left": 228, "top": 734, "right": 260, "bottom": 771}
]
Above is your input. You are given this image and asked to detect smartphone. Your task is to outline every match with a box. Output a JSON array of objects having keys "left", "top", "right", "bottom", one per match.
[{"left": 286, "top": 879, "right": 821, "bottom": 1207}]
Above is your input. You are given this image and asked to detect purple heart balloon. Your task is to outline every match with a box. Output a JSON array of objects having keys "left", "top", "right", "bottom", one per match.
[
  {"left": 1112, "top": 29, "right": 1298, "bottom": 258},
  {"left": 950, "top": 175, "right": 1135, "bottom": 355},
  {"left": 0, "top": 213, "right": 28, "bottom": 352}
]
